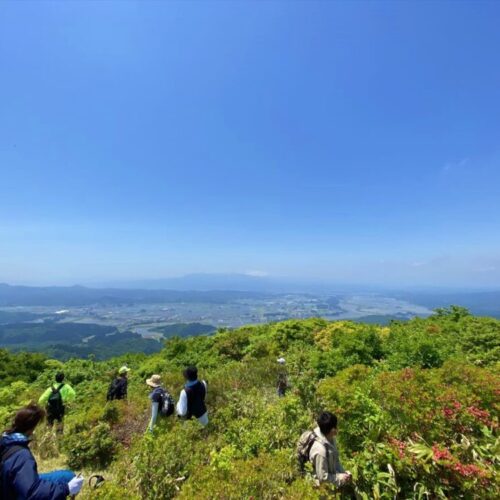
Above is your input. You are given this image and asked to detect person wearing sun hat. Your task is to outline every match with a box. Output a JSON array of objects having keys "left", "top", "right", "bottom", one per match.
[
  {"left": 106, "top": 366, "right": 131, "bottom": 401},
  {"left": 146, "top": 374, "right": 164, "bottom": 432}
]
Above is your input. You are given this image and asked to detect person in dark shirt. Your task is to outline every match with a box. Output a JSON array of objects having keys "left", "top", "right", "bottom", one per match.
[
  {"left": 176, "top": 366, "right": 208, "bottom": 426},
  {"left": 107, "top": 366, "right": 130, "bottom": 401}
]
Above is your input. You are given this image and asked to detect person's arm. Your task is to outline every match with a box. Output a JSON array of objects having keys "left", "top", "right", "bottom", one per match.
[
  {"left": 176, "top": 389, "right": 188, "bottom": 417},
  {"left": 311, "top": 451, "right": 336, "bottom": 484},
  {"left": 10, "top": 449, "right": 69, "bottom": 500},
  {"left": 62, "top": 384, "right": 76, "bottom": 404},
  {"left": 149, "top": 402, "right": 159, "bottom": 432},
  {"left": 38, "top": 387, "right": 51, "bottom": 406}
]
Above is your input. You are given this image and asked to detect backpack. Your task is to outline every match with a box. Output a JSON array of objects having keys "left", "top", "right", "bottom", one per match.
[
  {"left": 158, "top": 388, "right": 175, "bottom": 417},
  {"left": 107, "top": 379, "right": 120, "bottom": 401},
  {"left": 47, "top": 384, "right": 65, "bottom": 419},
  {"left": 277, "top": 373, "right": 288, "bottom": 392},
  {"left": 297, "top": 430, "right": 318, "bottom": 472}
]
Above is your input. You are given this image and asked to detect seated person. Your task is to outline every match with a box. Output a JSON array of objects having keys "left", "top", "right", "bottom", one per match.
[{"left": 0, "top": 403, "right": 83, "bottom": 499}]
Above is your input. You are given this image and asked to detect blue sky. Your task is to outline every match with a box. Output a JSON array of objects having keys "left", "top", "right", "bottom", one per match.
[{"left": 0, "top": 1, "right": 499, "bottom": 287}]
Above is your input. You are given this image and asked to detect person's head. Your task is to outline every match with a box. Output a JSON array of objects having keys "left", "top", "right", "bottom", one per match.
[
  {"left": 183, "top": 366, "right": 198, "bottom": 382},
  {"left": 55, "top": 372, "right": 65, "bottom": 384},
  {"left": 119, "top": 366, "right": 131, "bottom": 377},
  {"left": 317, "top": 411, "right": 338, "bottom": 439},
  {"left": 5, "top": 403, "right": 46, "bottom": 436},
  {"left": 146, "top": 374, "right": 162, "bottom": 388}
]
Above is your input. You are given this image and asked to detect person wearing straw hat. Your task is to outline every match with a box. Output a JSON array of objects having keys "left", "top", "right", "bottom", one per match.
[
  {"left": 146, "top": 374, "right": 164, "bottom": 432},
  {"left": 106, "top": 366, "right": 131, "bottom": 401}
]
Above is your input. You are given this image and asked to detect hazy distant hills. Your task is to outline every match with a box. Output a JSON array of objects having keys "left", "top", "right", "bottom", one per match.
[
  {"left": 92, "top": 273, "right": 334, "bottom": 293},
  {"left": 0, "top": 283, "right": 270, "bottom": 307},
  {"left": 393, "top": 290, "right": 500, "bottom": 318},
  {"left": 0, "top": 276, "right": 499, "bottom": 317}
]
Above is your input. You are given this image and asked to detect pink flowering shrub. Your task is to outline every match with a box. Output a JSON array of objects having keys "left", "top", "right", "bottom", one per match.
[{"left": 318, "top": 360, "right": 499, "bottom": 498}]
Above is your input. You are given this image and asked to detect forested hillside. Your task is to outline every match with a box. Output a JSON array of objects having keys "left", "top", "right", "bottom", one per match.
[{"left": 1, "top": 306, "right": 498, "bottom": 499}]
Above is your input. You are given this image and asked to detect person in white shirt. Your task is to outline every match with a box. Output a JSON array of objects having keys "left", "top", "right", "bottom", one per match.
[{"left": 176, "top": 366, "right": 208, "bottom": 426}]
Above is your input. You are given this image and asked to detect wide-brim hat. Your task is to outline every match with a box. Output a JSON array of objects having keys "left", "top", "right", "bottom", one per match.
[
  {"left": 146, "top": 374, "right": 162, "bottom": 387},
  {"left": 119, "top": 366, "right": 131, "bottom": 375}
]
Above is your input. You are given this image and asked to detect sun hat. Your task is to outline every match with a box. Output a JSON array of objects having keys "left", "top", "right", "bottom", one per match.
[
  {"left": 277, "top": 357, "right": 286, "bottom": 364},
  {"left": 146, "top": 374, "right": 162, "bottom": 388},
  {"left": 118, "top": 366, "right": 131, "bottom": 375}
]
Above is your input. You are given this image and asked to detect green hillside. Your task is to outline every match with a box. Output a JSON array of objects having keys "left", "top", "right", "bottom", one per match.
[{"left": 1, "top": 306, "right": 498, "bottom": 499}]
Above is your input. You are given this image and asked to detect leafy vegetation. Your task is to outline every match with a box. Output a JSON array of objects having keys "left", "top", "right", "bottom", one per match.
[
  {"left": 0, "top": 307, "right": 498, "bottom": 498},
  {"left": 0, "top": 321, "right": 162, "bottom": 360},
  {"left": 153, "top": 322, "right": 216, "bottom": 338}
]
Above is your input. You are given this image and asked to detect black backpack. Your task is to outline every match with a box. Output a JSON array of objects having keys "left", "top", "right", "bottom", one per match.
[
  {"left": 47, "top": 384, "right": 65, "bottom": 419},
  {"left": 107, "top": 379, "right": 120, "bottom": 401},
  {"left": 158, "top": 388, "right": 175, "bottom": 417}
]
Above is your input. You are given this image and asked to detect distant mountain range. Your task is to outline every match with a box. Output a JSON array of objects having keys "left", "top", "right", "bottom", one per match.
[
  {"left": 0, "top": 283, "right": 270, "bottom": 307},
  {"left": 0, "top": 275, "right": 499, "bottom": 316},
  {"left": 91, "top": 273, "right": 382, "bottom": 293}
]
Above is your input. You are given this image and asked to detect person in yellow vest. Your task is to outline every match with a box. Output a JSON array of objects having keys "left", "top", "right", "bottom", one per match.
[{"left": 38, "top": 372, "right": 76, "bottom": 433}]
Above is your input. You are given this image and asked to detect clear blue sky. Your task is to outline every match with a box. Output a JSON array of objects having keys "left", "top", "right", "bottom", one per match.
[{"left": 1, "top": 1, "right": 499, "bottom": 287}]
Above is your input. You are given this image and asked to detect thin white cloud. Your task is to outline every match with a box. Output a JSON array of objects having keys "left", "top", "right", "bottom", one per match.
[{"left": 244, "top": 270, "right": 269, "bottom": 277}]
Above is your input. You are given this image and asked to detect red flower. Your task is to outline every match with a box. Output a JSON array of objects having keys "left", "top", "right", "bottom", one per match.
[
  {"left": 388, "top": 438, "right": 406, "bottom": 459},
  {"left": 467, "top": 406, "right": 491, "bottom": 425},
  {"left": 432, "top": 445, "right": 452, "bottom": 462},
  {"left": 453, "top": 463, "right": 485, "bottom": 478},
  {"left": 443, "top": 407, "right": 455, "bottom": 419}
]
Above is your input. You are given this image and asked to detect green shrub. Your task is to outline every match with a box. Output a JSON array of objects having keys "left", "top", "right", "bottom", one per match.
[{"left": 63, "top": 422, "right": 117, "bottom": 469}]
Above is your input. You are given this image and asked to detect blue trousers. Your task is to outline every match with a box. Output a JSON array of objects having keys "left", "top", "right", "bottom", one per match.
[{"left": 39, "top": 469, "right": 75, "bottom": 485}]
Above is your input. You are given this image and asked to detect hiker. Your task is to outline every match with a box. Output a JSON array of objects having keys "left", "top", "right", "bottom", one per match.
[
  {"left": 297, "top": 411, "right": 352, "bottom": 487},
  {"left": 276, "top": 357, "right": 289, "bottom": 397},
  {"left": 0, "top": 403, "right": 83, "bottom": 499},
  {"left": 176, "top": 366, "right": 208, "bottom": 426},
  {"left": 38, "top": 372, "right": 76, "bottom": 433},
  {"left": 146, "top": 374, "right": 174, "bottom": 432},
  {"left": 107, "top": 366, "right": 130, "bottom": 401}
]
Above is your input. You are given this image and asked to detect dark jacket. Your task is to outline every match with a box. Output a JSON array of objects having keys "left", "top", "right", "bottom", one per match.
[
  {"left": 185, "top": 380, "right": 207, "bottom": 419},
  {"left": 0, "top": 433, "right": 69, "bottom": 499},
  {"left": 107, "top": 376, "right": 128, "bottom": 400}
]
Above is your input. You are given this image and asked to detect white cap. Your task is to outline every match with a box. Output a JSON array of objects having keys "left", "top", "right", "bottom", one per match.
[{"left": 277, "top": 357, "right": 286, "bottom": 364}]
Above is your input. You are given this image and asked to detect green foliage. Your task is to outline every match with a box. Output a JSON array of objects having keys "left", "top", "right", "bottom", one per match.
[
  {"left": 179, "top": 449, "right": 321, "bottom": 499},
  {"left": 63, "top": 422, "right": 117, "bottom": 469},
  {"left": 154, "top": 322, "right": 216, "bottom": 338},
  {"left": 116, "top": 421, "right": 211, "bottom": 499},
  {"left": 0, "top": 309, "right": 498, "bottom": 498},
  {"left": 312, "top": 321, "right": 383, "bottom": 376},
  {"left": 0, "top": 349, "right": 47, "bottom": 386},
  {"left": 0, "top": 322, "right": 161, "bottom": 360}
]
